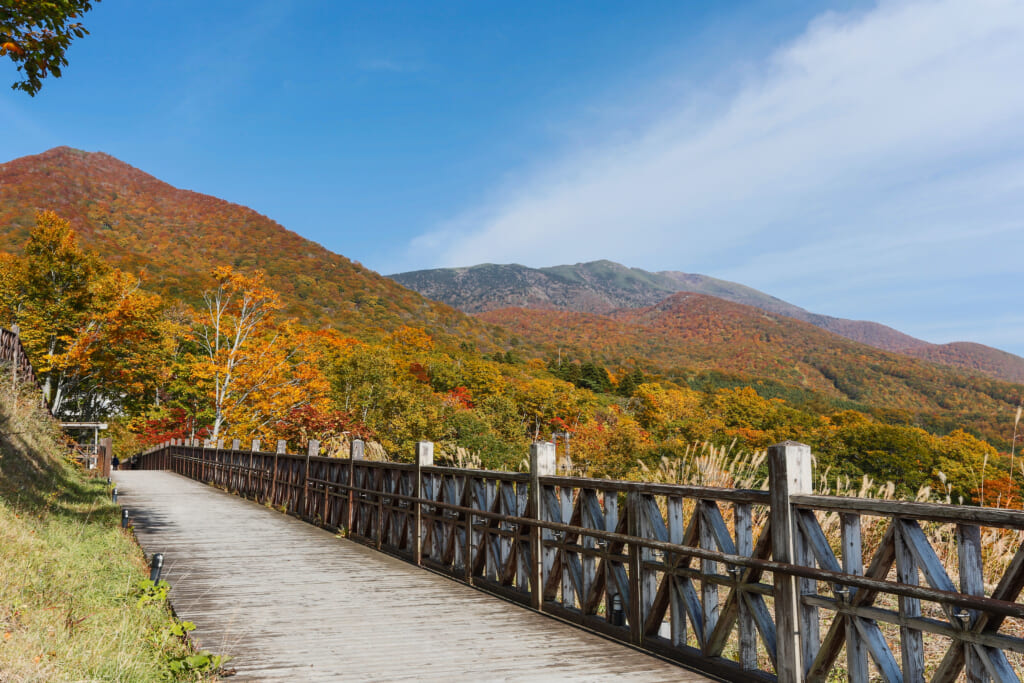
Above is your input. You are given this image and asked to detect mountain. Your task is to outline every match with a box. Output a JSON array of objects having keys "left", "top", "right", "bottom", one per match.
[
  {"left": 2, "top": 148, "right": 1020, "bottom": 450},
  {"left": 0, "top": 147, "right": 504, "bottom": 346},
  {"left": 392, "top": 260, "right": 692, "bottom": 314},
  {"left": 479, "top": 294, "right": 1022, "bottom": 435},
  {"left": 392, "top": 260, "right": 1024, "bottom": 384}
]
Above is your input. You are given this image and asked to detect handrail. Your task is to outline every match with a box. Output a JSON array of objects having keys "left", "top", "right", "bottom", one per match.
[
  {"left": 132, "top": 439, "right": 1024, "bottom": 683},
  {"left": 792, "top": 493, "right": 1024, "bottom": 529},
  {"left": 1, "top": 326, "right": 41, "bottom": 390},
  {"left": 2, "top": 326, "right": 51, "bottom": 415}
]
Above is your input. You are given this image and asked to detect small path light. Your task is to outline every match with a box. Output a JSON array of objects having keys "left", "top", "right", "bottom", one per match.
[
  {"left": 832, "top": 585, "right": 852, "bottom": 603},
  {"left": 121, "top": 509, "right": 129, "bottom": 528},
  {"left": 611, "top": 593, "right": 625, "bottom": 626},
  {"left": 111, "top": 487, "right": 118, "bottom": 503},
  {"left": 150, "top": 553, "right": 164, "bottom": 583}
]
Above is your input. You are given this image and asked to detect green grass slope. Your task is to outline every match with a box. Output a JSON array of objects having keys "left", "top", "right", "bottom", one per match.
[{"left": 0, "top": 376, "right": 211, "bottom": 681}]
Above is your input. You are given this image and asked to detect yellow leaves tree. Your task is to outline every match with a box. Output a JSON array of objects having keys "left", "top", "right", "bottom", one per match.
[
  {"left": 0, "top": 211, "right": 174, "bottom": 417},
  {"left": 934, "top": 429, "right": 1000, "bottom": 503},
  {"left": 573, "top": 406, "right": 650, "bottom": 479},
  {"left": 190, "top": 266, "right": 329, "bottom": 440},
  {"left": 511, "top": 376, "right": 593, "bottom": 440},
  {"left": 0, "top": 251, "right": 26, "bottom": 322},
  {"left": 57, "top": 268, "right": 177, "bottom": 417},
  {"left": 629, "top": 382, "right": 704, "bottom": 440},
  {"left": 385, "top": 325, "right": 435, "bottom": 353},
  {"left": 3, "top": 211, "right": 99, "bottom": 409}
]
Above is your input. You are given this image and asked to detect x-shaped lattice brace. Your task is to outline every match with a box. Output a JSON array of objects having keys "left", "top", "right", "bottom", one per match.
[
  {"left": 543, "top": 486, "right": 587, "bottom": 602},
  {"left": 539, "top": 488, "right": 631, "bottom": 620},
  {"left": 378, "top": 468, "right": 413, "bottom": 552},
  {"left": 800, "top": 512, "right": 1024, "bottom": 683},
  {"left": 931, "top": 538, "right": 1024, "bottom": 683},
  {"left": 351, "top": 465, "right": 379, "bottom": 539},
  {"left": 494, "top": 483, "right": 530, "bottom": 589},
  {"left": 625, "top": 497, "right": 778, "bottom": 670},
  {"left": 574, "top": 490, "right": 631, "bottom": 618},
  {"left": 467, "top": 478, "right": 524, "bottom": 585},
  {"left": 421, "top": 472, "right": 466, "bottom": 567}
]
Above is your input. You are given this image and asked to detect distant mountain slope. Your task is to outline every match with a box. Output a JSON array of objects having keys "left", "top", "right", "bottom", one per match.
[
  {"left": 392, "top": 260, "right": 1024, "bottom": 383},
  {"left": 0, "top": 147, "right": 503, "bottom": 346},
  {"left": 478, "top": 294, "right": 1022, "bottom": 419},
  {"left": 390, "top": 261, "right": 680, "bottom": 314}
]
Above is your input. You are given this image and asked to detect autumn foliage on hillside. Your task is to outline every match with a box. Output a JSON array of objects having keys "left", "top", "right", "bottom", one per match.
[
  {"left": 395, "top": 260, "right": 1024, "bottom": 384},
  {"left": 4, "top": 207, "right": 1024, "bottom": 508},
  {"left": 479, "top": 296, "right": 1024, "bottom": 451},
  {"left": 0, "top": 147, "right": 505, "bottom": 347}
]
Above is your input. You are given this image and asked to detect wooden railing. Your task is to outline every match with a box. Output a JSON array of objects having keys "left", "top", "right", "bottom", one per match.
[
  {"left": 133, "top": 438, "right": 1024, "bottom": 682},
  {"left": 1, "top": 325, "right": 41, "bottom": 391}
]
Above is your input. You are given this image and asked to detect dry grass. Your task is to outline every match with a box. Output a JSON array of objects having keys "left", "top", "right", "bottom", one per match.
[
  {"left": 318, "top": 435, "right": 389, "bottom": 461},
  {"left": 620, "top": 439, "right": 1024, "bottom": 678},
  {"left": 631, "top": 439, "right": 767, "bottom": 489},
  {"left": 436, "top": 445, "right": 484, "bottom": 470}
]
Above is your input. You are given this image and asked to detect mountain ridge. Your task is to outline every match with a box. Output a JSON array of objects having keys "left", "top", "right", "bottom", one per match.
[
  {"left": 478, "top": 292, "right": 1023, "bottom": 438},
  {"left": 1, "top": 147, "right": 1021, "bottom": 451},
  {"left": 392, "top": 260, "right": 1024, "bottom": 383},
  {"left": 0, "top": 147, "right": 504, "bottom": 347}
]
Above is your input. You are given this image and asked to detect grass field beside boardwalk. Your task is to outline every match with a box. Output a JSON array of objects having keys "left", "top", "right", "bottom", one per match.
[{"left": 0, "top": 379, "right": 217, "bottom": 682}]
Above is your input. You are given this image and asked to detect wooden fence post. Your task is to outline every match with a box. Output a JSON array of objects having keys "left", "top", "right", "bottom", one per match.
[
  {"left": 216, "top": 439, "right": 225, "bottom": 485},
  {"left": 270, "top": 439, "right": 285, "bottom": 507},
  {"left": 9, "top": 324, "right": 18, "bottom": 390},
  {"left": 347, "top": 439, "right": 364, "bottom": 538},
  {"left": 230, "top": 439, "right": 240, "bottom": 490},
  {"left": 529, "top": 441, "right": 556, "bottom": 611},
  {"left": 250, "top": 439, "right": 260, "bottom": 501},
  {"left": 414, "top": 441, "right": 434, "bottom": 565},
  {"left": 627, "top": 490, "right": 643, "bottom": 644},
  {"left": 302, "top": 440, "right": 320, "bottom": 520},
  {"left": 769, "top": 440, "right": 812, "bottom": 683},
  {"left": 100, "top": 437, "right": 113, "bottom": 478}
]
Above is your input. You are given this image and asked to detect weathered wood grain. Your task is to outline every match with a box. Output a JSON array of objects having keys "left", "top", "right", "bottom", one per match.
[{"left": 115, "top": 471, "right": 709, "bottom": 682}]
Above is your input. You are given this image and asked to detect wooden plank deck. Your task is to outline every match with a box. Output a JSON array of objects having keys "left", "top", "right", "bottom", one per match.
[{"left": 113, "top": 471, "right": 715, "bottom": 682}]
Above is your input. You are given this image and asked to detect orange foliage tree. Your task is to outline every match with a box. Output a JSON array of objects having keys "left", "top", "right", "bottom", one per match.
[
  {"left": 188, "top": 266, "right": 330, "bottom": 440},
  {"left": 0, "top": 211, "right": 173, "bottom": 417}
]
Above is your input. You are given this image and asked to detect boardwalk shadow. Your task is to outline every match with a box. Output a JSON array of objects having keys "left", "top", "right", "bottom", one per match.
[{"left": 127, "top": 506, "right": 177, "bottom": 534}]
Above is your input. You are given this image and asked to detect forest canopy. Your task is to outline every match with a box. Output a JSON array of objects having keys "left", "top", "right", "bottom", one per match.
[{"left": 2, "top": 211, "right": 1022, "bottom": 507}]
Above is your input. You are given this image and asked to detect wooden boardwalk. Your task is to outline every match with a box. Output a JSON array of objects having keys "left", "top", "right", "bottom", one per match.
[{"left": 113, "top": 471, "right": 714, "bottom": 682}]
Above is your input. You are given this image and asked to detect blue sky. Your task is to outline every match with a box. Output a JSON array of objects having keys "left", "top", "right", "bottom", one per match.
[{"left": 2, "top": 0, "right": 1023, "bottom": 356}]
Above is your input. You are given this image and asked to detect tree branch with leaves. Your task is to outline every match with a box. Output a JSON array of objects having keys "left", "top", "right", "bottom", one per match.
[{"left": 1, "top": 1, "right": 99, "bottom": 95}]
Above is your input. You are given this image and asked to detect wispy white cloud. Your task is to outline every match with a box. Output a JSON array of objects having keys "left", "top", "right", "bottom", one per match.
[{"left": 411, "top": 0, "right": 1024, "bottom": 352}]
